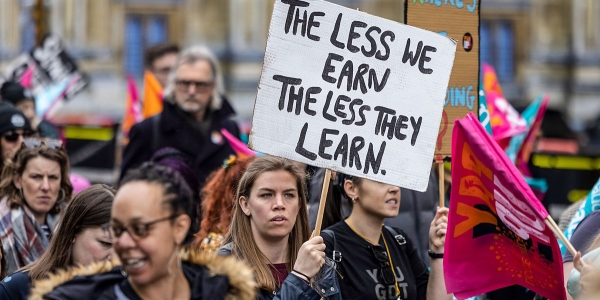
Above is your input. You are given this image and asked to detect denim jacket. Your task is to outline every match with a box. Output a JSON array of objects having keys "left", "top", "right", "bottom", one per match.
[{"left": 219, "top": 243, "right": 342, "bottom": 300}]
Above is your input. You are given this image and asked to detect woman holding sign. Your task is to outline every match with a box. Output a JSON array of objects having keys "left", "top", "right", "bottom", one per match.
[
  {"left": 219, "top": 156, "right": 340, "bottom": 300},
  {"left": 321, "top": 175, "right": 451, "bottom": 300}
]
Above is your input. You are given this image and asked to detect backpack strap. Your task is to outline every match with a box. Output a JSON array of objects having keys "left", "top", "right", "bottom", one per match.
[
  {"left": 322, "top": 229, "right": 342, "bottom": 263},
  {"left": 152, "top": 114, "right": 161, "bottom": 154},
  {"left": 384, "top": 226, "right": 407, "bottom": 247}
]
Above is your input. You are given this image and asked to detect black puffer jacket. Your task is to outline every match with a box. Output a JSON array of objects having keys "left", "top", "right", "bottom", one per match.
[{"left": 29, "top": 250, "right": 256, "bottom": 300}]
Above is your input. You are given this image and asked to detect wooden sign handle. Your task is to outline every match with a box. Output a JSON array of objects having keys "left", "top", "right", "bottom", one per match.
[
  {"left": 314, "top": 169, "right": 332, "bottom": 236},
  {"left": 438, "top": 162, "right": 445, "bottom": 208},
  {"left": 545, "top": 217, "right": 577, "bottom": 256}
]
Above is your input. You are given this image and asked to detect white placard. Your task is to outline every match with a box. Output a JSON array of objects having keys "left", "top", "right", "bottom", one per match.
[{"left": 250, "top": 0, "right": 457, "bottom": 192}]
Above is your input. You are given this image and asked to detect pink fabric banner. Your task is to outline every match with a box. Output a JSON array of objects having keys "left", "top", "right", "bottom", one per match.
[
  {"left": 516, "top": 95, "right": 549, "bottom": 177},
  {"left": 445, "top": 113, "right": 565, "bottom": 300},
  {"left": 486, "top": 91, "right": 527, "bottom": 149}
]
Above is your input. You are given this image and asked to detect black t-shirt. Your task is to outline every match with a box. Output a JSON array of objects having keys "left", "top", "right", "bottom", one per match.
[{"left": 323, "top": 221, "right": 429, "bottom": 300}]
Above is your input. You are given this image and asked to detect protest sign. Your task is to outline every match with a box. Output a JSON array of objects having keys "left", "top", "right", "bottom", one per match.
[
  {"left": 2, "top": 34, "right": 87, "bottom": 100},
  {"left": 445, "top": 113, "right": 566, "bottom": 300},
  {"left": 405, "top": 0, "right": 480, "bottom": 160},
  {"left": 250, "top": 0, "right": 456, "bottom": 191}
]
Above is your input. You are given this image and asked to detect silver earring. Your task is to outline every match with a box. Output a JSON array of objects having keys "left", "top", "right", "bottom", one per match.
[
  {"left": 58, "top": 189, "right": 66, "bottom": 202},
  {"left": 167, "top": 248, "right": 181, "bottom": 276}
]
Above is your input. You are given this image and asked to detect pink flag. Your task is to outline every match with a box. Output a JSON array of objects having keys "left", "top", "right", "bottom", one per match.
[
  {"left": 19, "top": 64, "right": 35, "bottom": 89},
  {"left": 516, "top": 95, "right": 549, "bottom": 177},
  {"left": 221, "top": 129, "right": 256, "bottom": 157},
  {"left": 486, "top": 91, "right": 527, "bottom": 149},
  {"left": 445, "top": 113, "right": 565, "bottom": 300}
]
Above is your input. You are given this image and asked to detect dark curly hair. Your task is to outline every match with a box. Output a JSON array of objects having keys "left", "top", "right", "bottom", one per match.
[{"left": 119, "top": 162, "right": 194, "bottom": 244}]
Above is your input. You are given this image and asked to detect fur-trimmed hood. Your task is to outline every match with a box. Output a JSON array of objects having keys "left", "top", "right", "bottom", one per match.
[{"left": 29, "top": 249, "right": 256, "bottom": 300}]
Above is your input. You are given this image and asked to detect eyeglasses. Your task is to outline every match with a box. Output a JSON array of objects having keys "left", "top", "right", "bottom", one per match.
[
  {"left": 110, "top": 215, "right": 177, "bottom": 240},
  {"left": 23, "top": 139, "right": 63, "bottom": 150},
  {"left": 175, "top": 80, "right": 214, "bottom": 93},
  {"left": 2, "top": 131, "right": 32, "bottom": 143},
  {"left": 369, "top": 245, "right": 397, "bottom": 285}
]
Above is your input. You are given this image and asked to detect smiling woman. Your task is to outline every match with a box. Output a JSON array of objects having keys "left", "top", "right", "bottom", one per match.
[
  {"left": 29, "top": 162, "right": 256, "bottom": 300},
  {"left": 0, "top": 142, "right": 72, "bottom": 275}
]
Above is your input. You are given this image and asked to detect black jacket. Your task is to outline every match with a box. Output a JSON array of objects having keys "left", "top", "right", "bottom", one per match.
[
  {"left": 120, "top": 97, "right": 239, "bottom": 187},
  {"left": 30, "top": 250, "right": 256, "bottom": 300}
]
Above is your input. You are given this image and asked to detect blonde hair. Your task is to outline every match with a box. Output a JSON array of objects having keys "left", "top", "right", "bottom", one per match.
[{"left": 223, "top": 156, "right": 310, "bottom": 292}]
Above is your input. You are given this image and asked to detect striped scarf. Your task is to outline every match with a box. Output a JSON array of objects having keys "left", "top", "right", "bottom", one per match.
[{"left": 0, "top": 196, "right": 59, "bottom": 274}]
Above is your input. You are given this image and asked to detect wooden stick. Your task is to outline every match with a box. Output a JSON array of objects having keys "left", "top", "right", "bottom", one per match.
[
  {"left": 314, "top": 169, "right": 332, "bottom": 236},
  {"left": 438, "top": 162, "right": 445, "bottom": 208},
  {"left": 544, "top": 217, "right": 577, "bottom": 256}
]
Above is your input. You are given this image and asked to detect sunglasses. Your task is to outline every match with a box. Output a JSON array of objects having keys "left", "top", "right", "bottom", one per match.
[
  {"left": 2, "top": 131, "right": 32, "bottom": 142},
  {"left": 23, "top": 139, "right": 63, "bottom": 150},
  {"left": 369, "top": 245, "right": 397, "bottom": 286},
  {"left": 175, "top": 80, "right": 214, "bottom": 93}
]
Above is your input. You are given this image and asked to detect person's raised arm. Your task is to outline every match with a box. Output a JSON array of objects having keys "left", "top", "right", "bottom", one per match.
[{"left": 427, "top": 207, "right": 452, "bottom": 300}]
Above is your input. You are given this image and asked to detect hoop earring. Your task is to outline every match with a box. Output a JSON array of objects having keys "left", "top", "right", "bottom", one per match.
[
  {"left": 58, "top": 189, "right": 66, "bottom": 202},
  {"left": 167, "top": 247, "right": 181, "bottom": 276}
]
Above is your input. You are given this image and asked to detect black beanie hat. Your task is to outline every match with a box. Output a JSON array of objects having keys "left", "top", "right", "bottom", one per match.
[
  {"left": 0, "top": 103, "right": 32, "bottom": 136},
  {"left": 0, "top": 81, "right": 33, "bottom": 106}
]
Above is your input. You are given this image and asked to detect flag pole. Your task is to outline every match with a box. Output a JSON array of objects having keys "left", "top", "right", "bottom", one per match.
[
  {"left": 438, "top": 162, "right": 445, "bottom": 208},
  {"left": 314, "top": 169, "right": 332, "bottom": 236},
  {"left": 544, "top": 217, "right": 577, "bottom": 256}
]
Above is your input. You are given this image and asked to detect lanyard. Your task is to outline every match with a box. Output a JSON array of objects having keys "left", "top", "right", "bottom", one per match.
[{"left": 346, "top": 221, "right": 401, "bottom": 298}]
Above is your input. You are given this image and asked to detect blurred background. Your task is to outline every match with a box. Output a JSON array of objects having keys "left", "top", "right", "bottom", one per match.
[{"left": 0, "top": 0, "right": 599, "bottom": 217}]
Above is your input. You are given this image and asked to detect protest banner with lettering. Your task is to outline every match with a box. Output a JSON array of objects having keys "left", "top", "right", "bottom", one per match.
[
  {"left": 1, "top": 34, "right": 87, "bottom": 100},
  {"left": 405, "top": 0, "right": 480, "bottom": 160},
  {"left": 445, "top": 113, "right": 565, "bottom": 300},
  {"left": 249, "top": 0, "right": 457, "bottom": 191}
]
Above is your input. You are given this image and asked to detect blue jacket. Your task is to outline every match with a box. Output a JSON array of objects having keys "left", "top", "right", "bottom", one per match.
[
  {"left": 219, "top": 243, "right": 341, "bottom": 300},
  {"left": 0, "top": 271, "right": 31, "bottom": 300}
]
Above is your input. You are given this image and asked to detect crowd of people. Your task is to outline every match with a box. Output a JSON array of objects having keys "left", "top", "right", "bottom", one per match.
[{"left": 0, "top": 42, "right": 597, "bottom": 300}]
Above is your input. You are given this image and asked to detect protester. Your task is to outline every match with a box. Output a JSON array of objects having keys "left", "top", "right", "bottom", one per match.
[
  {"left": 309, "top": 168, "right": 440, "bottom": 266},
  {"left": 320, "top": 175, "right": 451, "bottom": 300},
  {"left": 150, "top": 146, "right": 200, "bottom": 242},
  {"left": 0, "top": 81, "right": 59, "bottom": 139},
  {"left": 145, "top": 43, "right": 179, "bottom": 88},
  {"left": 564, "top": 233, "right": 600, "bottom": 299},
  {"left": 219, "top": 156, "right": 338, "bottom": 299},
  {"left": 195, "top": 154, "right": 255, "bottom": 251},
  {"left": 121, "top": 45, "right": 240, "bottom": 188},
  {"left": 30, "top": 162, "right": 255, "bottom": 299},
  {"left": 0, "top": 184, "right": 116, "bottom": 300},
  {"left": 0, "top": 103, "right": 32, "bottom": 168},
  {"left": 563, "top": 210, "right": 600, "bottom": 300},
  {"left": 0, "top": 139, "right": 72, "bottom": 274}
]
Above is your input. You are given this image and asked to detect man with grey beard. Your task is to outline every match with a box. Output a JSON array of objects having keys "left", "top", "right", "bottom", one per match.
[{"left": 121, "top": 46, "right": 239, "bottom": 189}]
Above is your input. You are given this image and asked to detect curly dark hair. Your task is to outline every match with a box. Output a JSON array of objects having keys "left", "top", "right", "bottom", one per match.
[{"left": 120, "top": 162, "right": 194, "bottom": 244}]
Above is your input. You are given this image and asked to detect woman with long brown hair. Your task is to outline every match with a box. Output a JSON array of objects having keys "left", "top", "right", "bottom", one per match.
[
  {"left": 0, "top": 184, "right": 115, "bottom": 299},
  {"left": 0, "top": 139, "right": 73, "bottom": 274},
  {"left": 220, "top": 156, "right": 338, "bottom": 300}
]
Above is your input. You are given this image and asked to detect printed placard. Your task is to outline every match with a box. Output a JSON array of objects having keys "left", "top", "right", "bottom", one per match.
[
  {"left": 406, "top": 0, "right": 480, "bottom": 159},
  {"left": 250, "top": 0, "right": 456, "bottom": 191}
]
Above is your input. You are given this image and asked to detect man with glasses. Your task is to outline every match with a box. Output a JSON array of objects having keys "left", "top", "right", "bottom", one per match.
[
  {"left": 121, "top": 45, "right": 240, "bottom": 190},
  {"left": 0, "top": 103, "right": 32, "bottom": 164}
]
